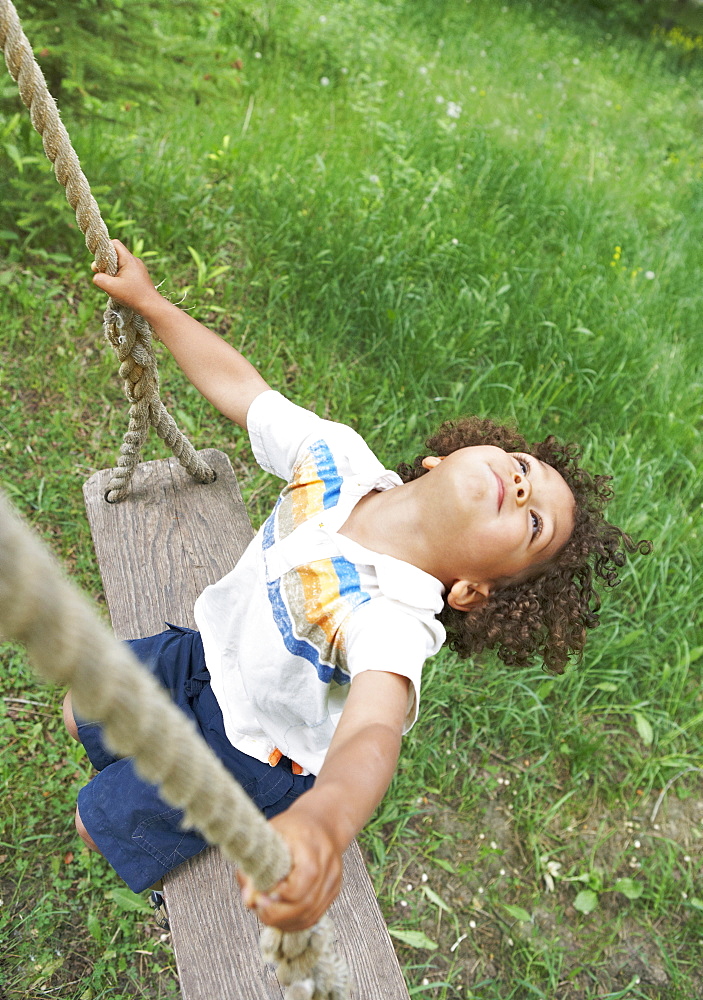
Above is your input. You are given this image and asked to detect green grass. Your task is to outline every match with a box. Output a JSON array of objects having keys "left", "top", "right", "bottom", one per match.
[{"left": 1, "top": 0, "right": 702, "bottom": 997}]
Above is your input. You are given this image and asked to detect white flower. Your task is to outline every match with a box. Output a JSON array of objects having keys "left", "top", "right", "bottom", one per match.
[
  {"left": 341, "top": 67, "right": 348, "bottom": 74},
  {"left": 320, "top": 76, "right": 330, "bottom": 87},
  {"left": 319, "top": 14, "right": 327, "bottom": 23},
  {"left": 451, "top": 238, "right": 459, "bottom": 245},
  {"left": 447, "top": 101, "right": 462, "bottom": 119},
  {"left": 254, "top": 51, "right": 262, "bottom": 59},
  {"left": 645, "top": 270, "right": 655, "bottom": 280},
  {"left": 436, "top": 95, "right": 445, "bottom": 104},
  {"left": 450, "top": 932, "right": 468, "bottom": 951},
  {"left": 469, "top": 919, "right": 477, "bottom": 928},
  {"left": 369, "top": 174, "right": 380, "bottom": 185},
  {"left": 543, "top": 860, "right": 561, "bottom": 892},
  {"left": 419, "top": 66, "right": 428, "bottom": 75},
  {"left": 573, "top": 57, "right": 580, "bottom": 65}
]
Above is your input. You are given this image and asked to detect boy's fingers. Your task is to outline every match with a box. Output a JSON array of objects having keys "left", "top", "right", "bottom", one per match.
[
  {"left": 237, "top": 870, "right": 279, "bottom": 910},
  {"left": 253, "top": 860, "right": 342, "bottom": 930},
  {"left": 91, "top": 239, "right": 130, "bottom": 276}
]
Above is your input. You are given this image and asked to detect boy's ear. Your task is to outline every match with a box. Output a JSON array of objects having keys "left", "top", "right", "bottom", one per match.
[{"left": 447, "top": 579, "right": 491, "bottom": 612}]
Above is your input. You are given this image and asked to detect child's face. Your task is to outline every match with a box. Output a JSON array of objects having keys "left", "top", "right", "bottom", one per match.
[{"left": 421, "top": 446, "right": 575, "bottom": 604}]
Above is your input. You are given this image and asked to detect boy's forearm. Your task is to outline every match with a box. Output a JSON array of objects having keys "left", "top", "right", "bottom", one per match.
[
  {"left": 241, "top": 646, "right": 409, "bottom": 930},
  {"left": 293, "top": 669, "right": 410, "bottom": 853},
  {"left": 93, "top": 240, "right": 270, "bottom": 428},
  {"left": 140, "top": 297, "right": 269, "bottom": 428},
  {"left": 287, "top": 720, "right": 402, "bottom": 853}
]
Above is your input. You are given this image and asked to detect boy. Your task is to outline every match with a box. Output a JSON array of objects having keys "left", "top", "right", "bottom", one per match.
[{"left": 64, "top": 239, "right": 644, "bottom": 933}]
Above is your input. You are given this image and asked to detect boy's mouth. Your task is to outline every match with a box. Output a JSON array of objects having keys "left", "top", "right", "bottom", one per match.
[{"left": 493, "top": 470, "right": 505, "bottom": 511}]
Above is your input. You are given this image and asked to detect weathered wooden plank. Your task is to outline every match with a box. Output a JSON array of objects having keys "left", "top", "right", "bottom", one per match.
[
  {"left": 165, "top": 840, "right": 411, "bottom": 1000},
  {"left": 83, "top": 450, "right": 410, "bottom": 1000},
  {"left": 84, "top": 449, "right": 253, "bottom": 638},
  {"left": 162, "top": 848, "right": 284, "bottom": 1000}
]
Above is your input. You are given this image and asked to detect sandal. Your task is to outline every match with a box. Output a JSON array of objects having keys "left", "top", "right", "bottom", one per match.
[{"left": 150, "top": 889, "right": 170, "bottom": 932}]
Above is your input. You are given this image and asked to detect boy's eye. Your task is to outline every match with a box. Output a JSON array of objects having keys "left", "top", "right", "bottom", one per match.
[
  {"left": 517, "top": 456, "right": 530, "bottom": 475},
  {"left": 531, "top": 511, "right": 543, "bottom": 537}
]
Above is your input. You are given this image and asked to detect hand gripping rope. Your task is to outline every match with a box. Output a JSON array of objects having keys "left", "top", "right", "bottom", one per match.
[
  {"left": 0, "top": 2, "right": 351, "bottom": 995},
  {"left": 0, "top": 0, "right": 215, "bottom": 502},
  {"left": 0, "top": 490, "right": 351, "bottom": 1000}
]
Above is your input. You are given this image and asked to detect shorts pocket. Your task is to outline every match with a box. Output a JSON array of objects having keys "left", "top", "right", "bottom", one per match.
[{"left": 132, "top": 805, "right": 208, "bottom": 869}]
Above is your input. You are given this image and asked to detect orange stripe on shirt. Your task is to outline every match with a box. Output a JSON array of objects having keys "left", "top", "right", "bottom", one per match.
[{"left": 297, "top": 560, "right": 347, "bottom": 653}]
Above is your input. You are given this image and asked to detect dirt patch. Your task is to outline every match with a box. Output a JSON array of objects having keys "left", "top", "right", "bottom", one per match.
[{"left": 373, "top": 781, "right": 703, "bottom": 998}]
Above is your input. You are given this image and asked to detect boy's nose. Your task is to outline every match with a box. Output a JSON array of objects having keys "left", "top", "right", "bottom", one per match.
[{"left": 513, "top": 472, "right": 531, "bottom": 504}]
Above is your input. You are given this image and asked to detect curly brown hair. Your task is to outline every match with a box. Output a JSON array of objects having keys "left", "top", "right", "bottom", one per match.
[{"left": 397, "top": 417, "right": 651, "bottom": 674}]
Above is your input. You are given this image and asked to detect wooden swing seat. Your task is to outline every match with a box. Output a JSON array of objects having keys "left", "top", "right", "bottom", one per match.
[{"left": 83, "top": 449, "right": 411, "bottom": 1000}]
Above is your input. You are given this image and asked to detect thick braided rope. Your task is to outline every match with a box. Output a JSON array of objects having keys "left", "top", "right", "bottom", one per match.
[
  {"left": 0, "top": 491, "right": 351, "bottom": 1000},
  {"left": 0, "top": 0, "right": 215, "bottom": 502},
  {"left": 101, "top": 303, "right": 215, "bottom": 502}
]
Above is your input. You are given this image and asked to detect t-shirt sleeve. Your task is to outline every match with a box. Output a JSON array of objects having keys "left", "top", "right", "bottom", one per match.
[
  {"left": 247, "top": 388, "right": 383, "bottom": 484},
  {"left": 343, "top": 600, "right": 439, "bottom": 734},
  {"left": 247, "top": 390, "right": 325, "bottom": 480}
]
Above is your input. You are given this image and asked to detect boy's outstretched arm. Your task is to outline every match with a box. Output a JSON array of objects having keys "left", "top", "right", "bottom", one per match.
[
  {"left": 239, "top": 669, "right": 410, "bottom": 932},
  {"left": 92, "top": 240, "right": 269, "bottom": 429}
]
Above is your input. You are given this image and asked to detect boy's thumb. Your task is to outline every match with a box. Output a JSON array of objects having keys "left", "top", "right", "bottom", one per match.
[{"left": 92, "top": 272, "right": 114, "bottom": 294}]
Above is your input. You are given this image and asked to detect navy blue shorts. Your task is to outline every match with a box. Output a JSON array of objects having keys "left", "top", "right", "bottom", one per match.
[{"left": 76, "top": 624, "right": 315, "bottom": 893}]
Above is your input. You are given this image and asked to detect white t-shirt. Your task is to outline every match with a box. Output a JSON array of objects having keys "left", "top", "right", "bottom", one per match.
[{"left": 194, "top": 390, "right": 446, "bottom": 775}]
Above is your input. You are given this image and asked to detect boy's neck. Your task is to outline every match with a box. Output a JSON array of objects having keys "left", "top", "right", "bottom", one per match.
[{"left": 338, "top": 482, "right": 446, "bottom": 584}]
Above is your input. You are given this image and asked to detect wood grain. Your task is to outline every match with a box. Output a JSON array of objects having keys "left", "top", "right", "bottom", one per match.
[{"left": 83, "top": 450, "right": 410, "bottom": 999}]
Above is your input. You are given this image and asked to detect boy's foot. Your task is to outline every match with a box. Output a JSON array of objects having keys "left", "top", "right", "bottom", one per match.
[{"left": 150, "top": 889, "right": 170, "bottom": 931}]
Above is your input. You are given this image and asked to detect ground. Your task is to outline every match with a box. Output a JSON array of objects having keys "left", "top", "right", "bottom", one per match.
[{"left": 375, "top": 769, "right": 703, "bottom": 999}]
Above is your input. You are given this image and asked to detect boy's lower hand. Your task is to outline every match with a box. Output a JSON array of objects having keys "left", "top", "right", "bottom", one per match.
[{"left": 237, "top": 807, "right": 343, "bottom": 932}]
